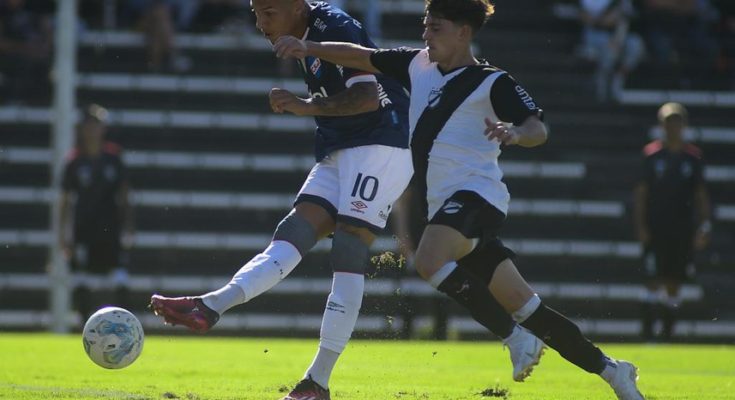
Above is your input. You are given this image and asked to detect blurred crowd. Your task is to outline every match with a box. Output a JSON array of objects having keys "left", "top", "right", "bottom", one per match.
[
  {"left": 2, "top": 0, "right": 734, "bottom": 103},
  {"left": 577, "top": 0, "right": 735, "bottom": 101},
  {"left": 0, "top": 0, "right": 381, "bottom": 103}
]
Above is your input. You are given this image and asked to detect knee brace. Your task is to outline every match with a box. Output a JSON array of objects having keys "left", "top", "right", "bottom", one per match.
[
  {"left": 272, "top": 211, "right": 318, "bottom": 256},
  {"left": 330, "top": 229, "right": 369, "bottom": 274}
]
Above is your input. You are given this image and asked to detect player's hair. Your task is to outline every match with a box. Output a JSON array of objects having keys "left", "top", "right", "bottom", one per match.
[
  {"left": 82, "top": 103, "right": 109, "bottom": 124},
  {"left": 425, "top": 0, "right": 495, "bottom": 33}
]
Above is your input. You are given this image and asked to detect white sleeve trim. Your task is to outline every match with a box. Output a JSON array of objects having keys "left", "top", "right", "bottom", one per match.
[{"left": 345, "top": 74, "right": 378, "bottom": 88}]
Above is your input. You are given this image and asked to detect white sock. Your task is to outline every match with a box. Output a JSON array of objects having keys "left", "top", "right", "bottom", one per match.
[
  {"left": 207, "top": 241, "right": 302, "bottom": 314},
  {"left": 306, "top": 272, "right": 364, "bottom": 387},
  {"left": 512, "top": 294, "right": 541, "bottom": 323},
  {"left": 304, "top": 347, "right": 340, "bottom": 389},
  {"left": 201, "top": 283, "right": 246, "bottom": 315},
  {"left": 600, "top": 357, "right": 619, "bottom": 382},
  {"left": 428, "top": 261, "right": 457, "bottom": 288}
]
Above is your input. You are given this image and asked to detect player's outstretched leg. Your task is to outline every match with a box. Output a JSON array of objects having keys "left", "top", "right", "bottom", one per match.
[
  {"left": 281, "top": 376, "right": 331, "bottom": 400},
  {"left": 490, "top": 259, "right": 643, "bottom": 400},
  {"left": 416, "top": 225, "right": 545, "bottom": 382},
  {"left": 432, "top": 263, "right": 545, "bottom": 382},
  {"left": 150, "top": 210, "right": 320, "bottom": 333},
  {"left": 150, "top": 295, "right": 220, "bottom": 333},
  {"left": 454, "top": 245, "right": 546, "bottom": 382}
]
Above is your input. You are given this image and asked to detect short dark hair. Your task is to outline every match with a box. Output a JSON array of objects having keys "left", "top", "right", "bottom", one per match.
[{"left": 425, "top": 0, "right": 495, "bottom": 33}]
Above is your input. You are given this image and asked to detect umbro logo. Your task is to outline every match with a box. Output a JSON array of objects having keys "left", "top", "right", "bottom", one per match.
[{"left": 351, "top": 201, "right": 368, "bottom": 210}]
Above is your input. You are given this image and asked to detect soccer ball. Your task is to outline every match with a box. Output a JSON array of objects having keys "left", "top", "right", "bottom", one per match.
[{"left": 82, "top": 307, "right": 144, "bottom": 369}]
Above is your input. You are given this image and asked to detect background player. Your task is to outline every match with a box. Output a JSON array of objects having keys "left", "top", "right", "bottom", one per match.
[
  {"left": 150, "top": 1, "right": 412, "bottom": 399},
  {"left": 58, "top": 104, "right": 134, "bottom": 324},
  {"left": 634, "top": 102, "right": 711, "bottom": 342},
  {"left": 273, "top": 0, "right": 645, "bottom": 398}
]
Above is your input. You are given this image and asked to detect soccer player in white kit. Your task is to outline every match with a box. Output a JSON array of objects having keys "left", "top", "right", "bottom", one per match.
[
  {"left": 273, "top": 0, "right": 645, "bottom": 399},
  {"left": 151, "top": 2, "right": 412, "bottom": 399}
]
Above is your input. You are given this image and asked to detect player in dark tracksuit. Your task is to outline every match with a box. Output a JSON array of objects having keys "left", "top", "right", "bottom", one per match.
[
  {"left": 59, "top": 104, "right": 134, "bottom": 323},
  {"left": 634, "top": 102, "right": 711, "bottom": 342}
]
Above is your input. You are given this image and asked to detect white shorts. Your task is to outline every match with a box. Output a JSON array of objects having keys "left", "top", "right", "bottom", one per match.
[{"left": 295, "top": 145, "right": 413, "bottom": 232}]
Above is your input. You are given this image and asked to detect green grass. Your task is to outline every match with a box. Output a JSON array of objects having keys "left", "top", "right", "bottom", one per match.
[{"left": 1, "top": 333, "right": 733, "bottom": 399}]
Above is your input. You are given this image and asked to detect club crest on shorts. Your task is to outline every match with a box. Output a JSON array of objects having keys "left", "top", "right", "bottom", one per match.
[{"left": 441, "top": 200, "right": 463, "bottom": 214}]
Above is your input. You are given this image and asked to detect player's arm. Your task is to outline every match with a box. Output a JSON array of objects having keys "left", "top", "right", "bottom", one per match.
[
  {"left": 485, "top": 73, "right": 547, "bottom": 147},
  {"left": 269, "top": 81, "right": 378, "bottom": 116},
  {"left": 58, "top": 161, "right": 76, "bottom": 260},
  {"left": 311, "top": 80, "right": 379, "bottom": 115},
  {"left": 117, "top": 180, "right": 135, "bottom": 249},
  {"left": 692, "top": 155, "right": 711, "bottom": 249},
  {"left": 58, "top": 190, "right": 72, "bottom": 259},
  {"left": 633, "top": 181, "right": 650, "bottom": 245},
  {"left": 693, "top": 182, "right": 711, "bottom": 250},
  {"left": 274, "top": 36, "right": 379, "bottom": 74},
  {"left": 485, "top": 115, "right": 547, "bottom": 148}
]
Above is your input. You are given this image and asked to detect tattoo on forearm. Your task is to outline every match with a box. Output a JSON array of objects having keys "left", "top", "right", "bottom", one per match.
[{"left": 311, "top": 82, "right": 377, "bottom": 116}]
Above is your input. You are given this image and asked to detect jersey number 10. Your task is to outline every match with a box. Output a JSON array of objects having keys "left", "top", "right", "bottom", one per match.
[{"left": 351, "top": 173, "right": 379, "bottom": 202}]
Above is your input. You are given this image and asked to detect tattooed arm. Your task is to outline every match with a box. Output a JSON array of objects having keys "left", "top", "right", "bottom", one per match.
[{"left": 269, "top": 82, "right": 379, "bottom": 117}]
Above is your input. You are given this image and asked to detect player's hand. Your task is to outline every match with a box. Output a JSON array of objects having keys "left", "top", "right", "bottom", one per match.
[
  {"left": 273, "top": 36, "right": 307, "bottom": 59},
  {"left": 269, "top": 88, "right": 314, "bottom": 116},
  {"left": 484, "top": 118, "right": 519, "bottom": 145}
]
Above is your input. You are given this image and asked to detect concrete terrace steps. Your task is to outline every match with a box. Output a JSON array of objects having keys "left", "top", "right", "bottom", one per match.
[{"left": 0, "top": 201, "right": 639, "bottom": 240}]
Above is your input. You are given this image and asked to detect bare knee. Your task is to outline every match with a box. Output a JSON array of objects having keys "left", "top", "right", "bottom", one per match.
[
  {"left": 294, "top": 203, "right": 335, "bottom": 239},
  {"left": 335, "top": 222, "right": 374, "bottom": 246},
  {"left": 414, "top": 251, "right": 446, "bottom": 281}
]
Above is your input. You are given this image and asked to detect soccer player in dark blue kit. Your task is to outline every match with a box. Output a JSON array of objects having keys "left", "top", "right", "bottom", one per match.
[{"left": 151, "top": 1, "right": 413, "bottom": 399}]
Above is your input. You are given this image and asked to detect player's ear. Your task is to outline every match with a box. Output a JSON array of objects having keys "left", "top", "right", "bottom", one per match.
[{"left": 460, "top": 24, "right": 474, "bottom": 41}]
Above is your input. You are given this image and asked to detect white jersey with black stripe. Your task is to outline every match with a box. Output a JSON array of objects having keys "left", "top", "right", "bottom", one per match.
[{"left": 370, "top": 48, "right": 544, "bottom": 219}]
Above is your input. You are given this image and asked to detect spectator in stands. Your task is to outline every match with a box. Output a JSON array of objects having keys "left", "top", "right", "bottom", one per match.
[
  {"left": 578, "top": 0, "right": 645, "bottom": 102},
  {"left": 120, "top": 0, "right": 192, "bottom": 72},
  {"left": 712, "top": 0, "right": 735, "bottom": 87},
  {"left": 58, "top": 104, "right": 135, "bottom": 324},
  {"left": 190, "top": 0, "right": 249, "bottom": 32},
  {"left": 634, "top": 102, "right": 711, "bottom": 342},
  {"left": 0, "top": 0, "right": 53, "bottom": 104},
  {"left": 640, "top": 0, "right": 719, "bottom": 86}
]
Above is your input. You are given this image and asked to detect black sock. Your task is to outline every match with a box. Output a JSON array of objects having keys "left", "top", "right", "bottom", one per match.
[
  {"left": 641, "top": 302, "right": 656, "bottom": 341},
  {"left": 662, "top": 304, "right": 677, "bottom": 341},
  {"left": 521, "top": 302, "right": 606, "bottom": 374},
  {"left": 436, "top": 267, "right": 515, "bottom": 338}
]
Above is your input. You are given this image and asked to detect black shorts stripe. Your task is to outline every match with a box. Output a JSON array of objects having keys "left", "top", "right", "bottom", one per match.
[{"left": 294, "top": 194, "right": 338, "bottom": 221}]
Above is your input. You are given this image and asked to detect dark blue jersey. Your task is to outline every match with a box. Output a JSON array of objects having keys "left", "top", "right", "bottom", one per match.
[{"left": 299, "top": 2, "right": 409, "bottom": 161}]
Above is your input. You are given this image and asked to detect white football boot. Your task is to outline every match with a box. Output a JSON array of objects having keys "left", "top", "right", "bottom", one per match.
[
  {"left": 503, "top": 325, "right": 546, "bottom": 382},
  {"left": 605, "top": 360, "right": 645, "bottom": 400}
]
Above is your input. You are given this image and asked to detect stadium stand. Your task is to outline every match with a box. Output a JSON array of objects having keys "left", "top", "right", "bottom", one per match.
[{"left": 0, "top": 0, "right": 733, "bottom": 342}]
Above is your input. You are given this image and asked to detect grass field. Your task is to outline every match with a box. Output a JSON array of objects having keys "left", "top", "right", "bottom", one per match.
[{"left": 1, "top": 333, "right": 733, "bottom": 399}]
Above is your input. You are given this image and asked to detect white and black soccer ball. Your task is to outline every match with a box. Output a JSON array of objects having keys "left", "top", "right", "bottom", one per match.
[{"left": 82, "top": 307, "right": 144, "bottom": 369}]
